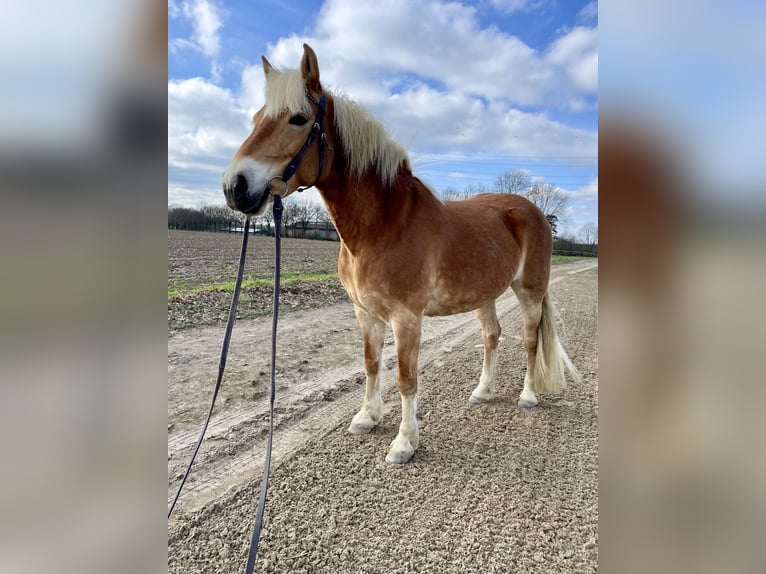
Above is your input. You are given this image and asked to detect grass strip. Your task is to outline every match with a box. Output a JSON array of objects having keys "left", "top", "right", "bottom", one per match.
[
  {"left": 169, "top": 272, "right": 338, "bottom": 299},
  {"left": 169, "top": 257, "right": 592, "bottom": 298},
  {"left": 551, "top": 255, "right": 593, "bottom": 265}
]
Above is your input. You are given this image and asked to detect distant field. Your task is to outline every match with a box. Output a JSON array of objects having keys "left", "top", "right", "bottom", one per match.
[
  {"left": 168, "top": 230, "right": 341, "bottom": 294},
  {"left": 168, "top": 230, "right": 592, "bottom": 331},
  {"left": 168, "top": 230, "right": 345, "bottom": 331}
]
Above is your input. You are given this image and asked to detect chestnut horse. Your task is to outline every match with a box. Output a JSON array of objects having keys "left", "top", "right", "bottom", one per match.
[{"left": 223, "top": 44, "right": 580, "bottom": 464}]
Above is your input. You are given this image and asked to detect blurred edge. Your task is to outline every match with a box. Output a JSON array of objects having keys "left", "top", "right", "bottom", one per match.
[
  {"left": 600, "top": 0, "right": 766, "bottom": 570},
  {"left": 601, "top": 114, "right": 766, "bottom": 574},
  {"left": 0, "top": 1, "right": 168, "bottom": 574}
]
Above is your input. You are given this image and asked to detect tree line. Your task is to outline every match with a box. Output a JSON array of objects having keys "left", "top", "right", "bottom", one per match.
[
  {"left": 168, "top": 200, "right": 334, "bottom": 235},
  {"left": 167, "top": 204, "right": 244, "bottom": 232},
  {"left": 168, "top": 169, "right": 597, "bottom": 254}
]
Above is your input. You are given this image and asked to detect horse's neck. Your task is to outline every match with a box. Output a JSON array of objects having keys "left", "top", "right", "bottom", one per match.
[
  {"left": 318, "top": 162, "right": 434, "bottom": 254},
  {"left": 317, "top": 170, "right": 386, "bottom": 252}
]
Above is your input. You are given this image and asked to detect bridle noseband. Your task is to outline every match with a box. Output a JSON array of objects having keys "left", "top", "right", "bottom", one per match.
[{"left": 268, "top": 92, "right": 331, "bottom": 195}]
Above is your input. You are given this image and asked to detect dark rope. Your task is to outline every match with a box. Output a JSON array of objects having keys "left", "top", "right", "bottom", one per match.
[
  {"left": 168, "top": 216, "right": 252, "bottom": 519},
  {"left": 245, "top": 194, "right": 283, "bottom": 572}
]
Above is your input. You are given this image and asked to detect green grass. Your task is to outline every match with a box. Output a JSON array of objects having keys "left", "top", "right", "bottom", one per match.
[
  {"left": 168, "top": 271, "right": 338, "bottom": 298},
  {"left": 169, "top": 258, "right": 589, "bottom": 298},
  {"left": 551, "top": 255, "right": 590, "bottom": 265}
]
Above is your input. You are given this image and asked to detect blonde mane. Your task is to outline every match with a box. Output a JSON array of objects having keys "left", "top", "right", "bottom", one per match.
[{"left": 264, "top": 68, "right": 411, "bottom": 186}]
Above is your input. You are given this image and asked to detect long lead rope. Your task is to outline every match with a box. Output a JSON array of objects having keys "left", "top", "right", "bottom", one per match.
[
  {"left": 169, "top": 196, "right": 283, "bottom": 573},
  {"left": 245, "top": 194, "right": 282, "bottom": 572},
  {"left": 168, "top": 215, "right": 253, "bottom": 519}
]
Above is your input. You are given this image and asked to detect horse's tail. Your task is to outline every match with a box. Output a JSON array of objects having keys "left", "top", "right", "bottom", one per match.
[{"left": 531, "top": 293, "right": 581, "bottom": 394}]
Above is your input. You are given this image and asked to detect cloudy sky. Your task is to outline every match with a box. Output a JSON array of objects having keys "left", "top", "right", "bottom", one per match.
[{"left": 168, "top": 0, "right": 598, "bottom": 236}]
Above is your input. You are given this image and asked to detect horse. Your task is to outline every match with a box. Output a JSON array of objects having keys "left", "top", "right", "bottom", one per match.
[{"left": 222, "top": 44, "right": 580, "bottom": 464}]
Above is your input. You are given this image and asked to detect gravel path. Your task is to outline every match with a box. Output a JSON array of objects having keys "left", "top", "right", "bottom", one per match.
[{"left": 168, "top": 262, "right": 598, "bottom": 573}]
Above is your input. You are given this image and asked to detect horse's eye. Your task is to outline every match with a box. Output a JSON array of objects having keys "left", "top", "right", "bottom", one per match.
[{"left": 288, "top": 113, "right": 308, "bottom": 126}]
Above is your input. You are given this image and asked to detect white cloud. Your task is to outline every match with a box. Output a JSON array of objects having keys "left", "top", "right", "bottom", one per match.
[
  {"left": 560, "top": 176, "right": 598, "bottom": 235},
  {"left": 183, "top": 0, "right": 222, "bottom": 58},
  {"left": 169, "top": 1, "right": 223, "bottom": 78},
  {"left": 572, "top": 176, "right": 598, "bottom": 200},
  {"left": 168, "top": 77, "right": 251, "bottom": 195},
  {"left": 168, "top": 183, "right": 227, "bottom": 207},
  {"left": 490, "top": 0, "right": 551, "bottom": 14},
  {"left": 267, "top": 0, "right": 597, "bottom": 109},
  {"left": 371, "top": 84, "right": 597, "bottom": 160},
  {"left": 168, "top": 78, "right": 247, "bottom": 144},
  {"left": 169, "top": 0, "right": 180, "bottom": 19},
  {"left": 226, "top": 0, "right": 600, "bottom": 184},
  {"left": 546, "top": 26, "right": 598, "bottom": 93},
  {"left": 577, "top": 1, "right": 598, "bottom": 23}
]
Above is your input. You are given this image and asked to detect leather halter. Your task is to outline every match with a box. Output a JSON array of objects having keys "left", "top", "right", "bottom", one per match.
[{"left": 269, "top": 92, "right": 330, "bottom": 195}]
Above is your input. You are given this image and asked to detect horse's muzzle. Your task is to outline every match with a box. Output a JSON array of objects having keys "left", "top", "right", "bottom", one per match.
[
  {"left": 232, "top": 174, "right": 248, "bottom": 204},
  {"left": 223, "top": 174, "right": 269, "bottom": 215}
]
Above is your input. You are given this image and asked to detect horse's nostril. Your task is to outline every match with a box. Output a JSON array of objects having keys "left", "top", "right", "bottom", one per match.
[{"left": 233, "top": 174, "right": 248, "bottom": 200}]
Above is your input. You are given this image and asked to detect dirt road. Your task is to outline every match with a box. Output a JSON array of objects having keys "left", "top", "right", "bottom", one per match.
[{"left": 168, "top": 260, "right": 598, "bottom": 573}]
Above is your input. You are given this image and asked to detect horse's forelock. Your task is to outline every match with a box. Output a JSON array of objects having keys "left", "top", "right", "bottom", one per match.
[{"left": 264, "top": 68, "right": 312, "bottom": 118}]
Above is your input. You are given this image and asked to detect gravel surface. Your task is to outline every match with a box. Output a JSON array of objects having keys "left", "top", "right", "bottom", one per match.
[{"left": 168, "top": 262, "right": 598, "bottom": 573}]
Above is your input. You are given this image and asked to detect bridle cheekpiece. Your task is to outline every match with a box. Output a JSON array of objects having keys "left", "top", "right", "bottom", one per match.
[{"left": 268, "top": 92, "right": 331, "bottom": 196}]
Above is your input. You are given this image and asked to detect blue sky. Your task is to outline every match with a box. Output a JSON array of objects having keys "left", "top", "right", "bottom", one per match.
[{"left": 169, "top": 0, "right": 598, "bottom": 237}]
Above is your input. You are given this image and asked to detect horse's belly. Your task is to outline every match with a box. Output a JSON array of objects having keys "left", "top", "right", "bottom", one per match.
[
  {"left": 423, "top": 282, "right": 506, "bottom": 317},
  {"left": 423, "top": 298, "right": 475, "bottom": 316}
]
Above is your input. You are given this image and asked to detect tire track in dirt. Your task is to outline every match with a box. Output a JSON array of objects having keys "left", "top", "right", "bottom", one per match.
[{"left": 167, "top": 260, "right": 596, "bottom": 514}]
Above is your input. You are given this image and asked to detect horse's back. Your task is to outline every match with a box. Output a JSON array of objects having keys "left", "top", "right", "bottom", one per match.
[
  {"left": 436, "top": 193, "right": 552, "bottom": 301},
  {"left": 445, "top": 192, "right": 550, "bottom": 248}
]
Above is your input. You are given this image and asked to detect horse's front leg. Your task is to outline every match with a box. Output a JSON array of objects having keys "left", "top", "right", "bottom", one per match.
[
  {"left": 385, "top": 311, "right": 422, "bottom": 464},
  {"left": 348, "top": 306, "right": 386, "bottom": 434}
]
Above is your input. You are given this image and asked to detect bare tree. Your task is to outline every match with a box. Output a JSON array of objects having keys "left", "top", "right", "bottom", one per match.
[
  {"left": 281, "top": 201, "right": 299, "bottom": 228},
  {"left": 307, "top": 201, "right": 328, "bottom": 223},
  {"left": 314, "top": 202, "right": 332, "bottom": 224},
  {"left": 464, "top": 182, "right": 490, "bottom": 196},
  {"left": 579, "top": 221, "right": 598, "bottom": 247},
  {"left": 292, "top": 201, "right": 313, "bottom": 234},
  {"left": 520, "top": 183, "right": 570, "bottom": 226},
  {"left": 441, "top": 187, "right": 469, "bottom": 201},
  {"left": 493, "top": 169, "right": 532, "bottom": 195},
  {"left": 257, "top": 209, "right": 274, "bottom": 234},
  {"left": 441, "top": 183, "right": 489, "bottom": 201}
]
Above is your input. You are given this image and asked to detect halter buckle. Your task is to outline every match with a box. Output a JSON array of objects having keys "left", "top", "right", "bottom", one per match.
[{"left": 268, "top": 176, "right": 288, "bottom": 197}]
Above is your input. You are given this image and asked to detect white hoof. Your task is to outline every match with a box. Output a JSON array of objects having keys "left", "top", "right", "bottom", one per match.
[
  {"left": 385, "top": 434, "right": 415, "bottom": 464},
  {"left": 469, "top": 389, "right": 495, "bottom": 404},
  {"left": 518, "top": 387, "right": 538, "bottom": 408},
  {"left": 348, "top": 410, "right": 379, "bottom": 435}
]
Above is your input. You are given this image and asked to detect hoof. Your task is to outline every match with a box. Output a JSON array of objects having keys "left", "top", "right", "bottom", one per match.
[
  {"left": 385, "top": 435, "right": 415, "bottom": 464},
  {"left": 518, "top": 398, "right": 538, "bottom": 409},
  {"left": 348, "top": 411, "right": 379, "bottom": 435},
  {"left": 348, "top": 422, "right": 374, "bottom": 435},
  {"left": 385, "top": 448, "right": 414, "bottom": 465},
  {"left": 469, "top": 389, "right": 495, "bottom": 404}
]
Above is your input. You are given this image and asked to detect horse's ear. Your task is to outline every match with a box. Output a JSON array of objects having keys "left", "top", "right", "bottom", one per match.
[
  {"left": 261, "top": 55, "right": 274, "bottom": 77},
  {"left": 301, "top": 43, "right": 321, "bottom": 91}
]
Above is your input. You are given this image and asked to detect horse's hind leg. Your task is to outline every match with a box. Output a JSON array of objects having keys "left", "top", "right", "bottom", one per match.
[
  {"left": 469, "top": 300, "right": 501, "bottom": 404},
  {"left": 385, "top": 310, "right": 422, "bottom": 464},
  {"left": 348, "top": 306, "right": 386, "bottom": 434},
  {"left": 511, "top": 282, "right": 545, "bottom": 408}
]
